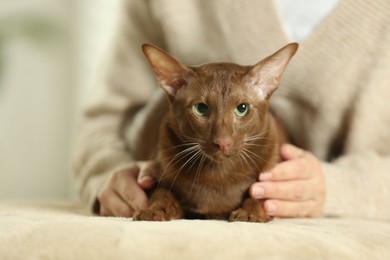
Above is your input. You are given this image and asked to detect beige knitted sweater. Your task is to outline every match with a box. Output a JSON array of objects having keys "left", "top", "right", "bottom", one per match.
[{"left": 72, "top": 0, "right": 390, "bottom": 220}]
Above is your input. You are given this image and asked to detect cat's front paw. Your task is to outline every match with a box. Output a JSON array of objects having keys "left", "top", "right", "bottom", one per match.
[
  {"left": 228, "top": 208, "right": 270, "bottom": 223},
  {"left": 133, "top": 205, "right": 182, "bottom": 221},
  {"left": 133, "top": 209, "right": 172, "bottom": 221}
]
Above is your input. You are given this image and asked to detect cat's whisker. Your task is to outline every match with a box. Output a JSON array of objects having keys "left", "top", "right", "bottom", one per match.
[
  {"left": 244, "top": 143, "right": 271, "bottom": 148},
  {"left": 237, "top": 152, "right": 246, "bottom": 169},
  {"left": 187, "top": 149, "right": 203, "bottom": 173},
  {"left": 191, "top": 153, "right": 206, "bottom": 195},
  {"left": 237, "top": 153, "right": 257, "bottom": 180},
  {"left": 158, "top": 153, "right": 197, "bottom": 187},
  {"left": 244, "top": 132, "right": 269, "bottom": 143},
  {"left": 167, "top": 148, "right": 202, "bottom": 193},
  {"left": 242, "top": 147, "right": 266, "bottom": 163},
  {"left": 161, "top": 142, "right": 199, "bottom": 154},
  {"left": 178, "top": 146, "right": 203, "bottom": 178},
  {"left": 240, "top": 150, "right": 260, "bottom": 180},
  {"left": 158, "top": 143, "right": 200, "bottom": 178},
  {"left": 174, "top": 147, "right": 202, "bottom": 176},
  {"left": 160, "top": 154, "right": 197, "bottom": 183},
  {"left": 158, "top": 145, "right": 199, "bottom": 186},
  {"left": 163, "top": 144, "right": 199, "bottom": 165},
  {"left": 239, "top": 151, "right": 253, "bottom": 170}
]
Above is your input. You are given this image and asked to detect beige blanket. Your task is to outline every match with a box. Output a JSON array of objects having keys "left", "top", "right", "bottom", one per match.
[{"left": 1, "top": 201, "right": 390, "bottom": 260}]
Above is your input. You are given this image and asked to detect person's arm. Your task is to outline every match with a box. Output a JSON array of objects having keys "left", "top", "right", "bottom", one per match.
[
  {"left": 322, "top": 152, "right": 390, "bottom": 220},
  {"left": 72, "top": 0, "right": 166, "bottom": 213}
]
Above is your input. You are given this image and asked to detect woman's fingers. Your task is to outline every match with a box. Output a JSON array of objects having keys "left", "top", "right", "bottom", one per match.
[
  {"left": 250, "top": 180, "right": 311, "bottom": 201},
  {"left": 97, "top": 162, "right": 156, "bottom": 217},
  {"left": 259, "top": 144, "right": 313, "bottom": 182},
  {"left": 264, "top": 199, "right": 322, "bottom": 218},
  {"left": 113, "top": 167, "right": 149, "bottom": 212},
  {"left": 137, "top": 161, "right": 157, "bottom": 190},
  {"left": 252, "top": 144, "right": 326, "bottom": 218},
  {"left": 259, "top": 157, "right": 312, "bottom": 181},
  {"left": 99, "top": 206, "right": 112, "bottom": 217},
  {"left": 98, "top": 189, "right": 133, "bottom": 217}
]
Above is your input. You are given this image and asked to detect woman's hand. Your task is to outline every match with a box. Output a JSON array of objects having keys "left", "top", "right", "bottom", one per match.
[
  {"left": 250, "top": 144, "right": 326, "bottom": 218},
  {"left": 96, "top": 160, "right": 157, "bottom": 217}
]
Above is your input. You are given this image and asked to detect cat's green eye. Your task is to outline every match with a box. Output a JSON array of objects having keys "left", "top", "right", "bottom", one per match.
[
  {"left": 193, "top": 103, "right": 209, "bottom": 116},
  {"left": 234, "top": 103, "right": 249, "bottom": 117}
]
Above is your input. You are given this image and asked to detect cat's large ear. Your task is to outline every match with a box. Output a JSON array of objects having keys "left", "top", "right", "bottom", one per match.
[
  {"left": 142, "top": 44, "right": 191, "bottom": 100},
  {"left": 243, "top": 43, "right": 298, "bottom": 100}
]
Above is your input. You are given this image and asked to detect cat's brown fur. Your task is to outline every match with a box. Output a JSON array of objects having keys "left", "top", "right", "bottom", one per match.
[{"left": 133, "top": 43, "right": 298, "bottom": 222}]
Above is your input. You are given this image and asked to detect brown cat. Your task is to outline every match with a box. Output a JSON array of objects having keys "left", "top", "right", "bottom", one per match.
[{"left": 133, "top": 43, "right": 298, "bottom": 222}]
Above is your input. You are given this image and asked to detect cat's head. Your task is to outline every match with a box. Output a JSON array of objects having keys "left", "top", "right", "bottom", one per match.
[{"left": 142, "top": 43, "right": 298, "bottom": 162}]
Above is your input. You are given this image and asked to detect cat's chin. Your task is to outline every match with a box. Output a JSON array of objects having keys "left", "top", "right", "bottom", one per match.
[{"left": 204, "top": 152, "right": 233, "bottom": 163}]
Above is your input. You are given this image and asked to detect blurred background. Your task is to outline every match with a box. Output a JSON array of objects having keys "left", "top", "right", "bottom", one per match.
[{"left": 0, "top": 0, "right": 121, "bottom": 200}]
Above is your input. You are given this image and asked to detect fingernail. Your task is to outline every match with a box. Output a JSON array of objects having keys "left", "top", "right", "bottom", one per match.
[
  {"left": 259, "top": 172, "right": 272, "bottom": 181},
  {"left": 139, "top": 175, "right": 153, "bottom": 184},
  {"left": 252, "top": 185, "right": 265, "bottom": 198},
  {"left": 266, "top": 202, "right": 277, "bottom": 216}
]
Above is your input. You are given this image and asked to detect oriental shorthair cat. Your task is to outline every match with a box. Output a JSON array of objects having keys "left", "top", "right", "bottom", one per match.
[{"left": 133, "top": 43, "right": 298, "bottom": 222}]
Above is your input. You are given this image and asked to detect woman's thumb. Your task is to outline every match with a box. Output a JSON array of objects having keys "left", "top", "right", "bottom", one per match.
[
  {"left": 280, "top": 143, "right": 304, "bottom": 160},
  {"left": 137, "top": 161, "right": 157, "bottom": 190}
]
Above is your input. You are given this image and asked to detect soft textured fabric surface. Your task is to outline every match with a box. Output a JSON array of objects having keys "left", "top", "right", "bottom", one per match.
[{"left": 1, "top": 201, "right": 390, "bottom": 260}]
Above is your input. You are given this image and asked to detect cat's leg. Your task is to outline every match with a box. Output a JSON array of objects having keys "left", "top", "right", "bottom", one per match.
[
  {"left": 228, "top": 198, "right": 271, "bottom": 223},
  {"left": 133, "top": 187, "right": 183, "bottom": 221}
]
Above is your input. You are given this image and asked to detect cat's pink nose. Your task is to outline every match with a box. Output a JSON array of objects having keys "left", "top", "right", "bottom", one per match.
[{"left": 214, "top": 138, "right": 232, "bottom": 153}]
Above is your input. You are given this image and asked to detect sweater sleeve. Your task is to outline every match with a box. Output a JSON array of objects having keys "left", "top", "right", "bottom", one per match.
[
  {"left": 322, "top": 152, "right": 390, "bottom": 221},
  {"left": 72, "top": 0, "right": 167, "bottom": 211}
]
